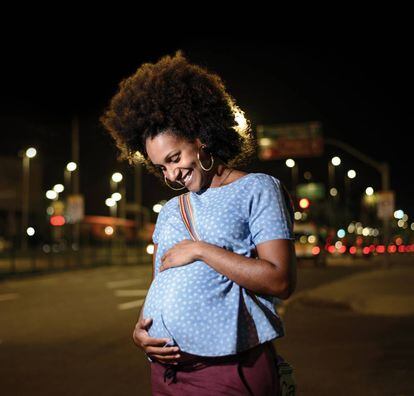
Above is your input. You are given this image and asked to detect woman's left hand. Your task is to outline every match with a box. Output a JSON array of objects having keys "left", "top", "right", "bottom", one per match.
[{"left": 159, "top": 240, "right": 203, "bottom": 272}]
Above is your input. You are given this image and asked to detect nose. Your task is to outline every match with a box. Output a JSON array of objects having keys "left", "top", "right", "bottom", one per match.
[{"left": 166, "top": 166, "right": 182, "bottom": 183}]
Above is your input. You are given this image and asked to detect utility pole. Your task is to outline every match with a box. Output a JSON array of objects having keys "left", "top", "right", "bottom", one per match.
[
  {"left": 72, "top": 116, "right": 80, "bottom": 247},
  {"left": 21, "top": 154, "right": 30, "bottom": 250}
]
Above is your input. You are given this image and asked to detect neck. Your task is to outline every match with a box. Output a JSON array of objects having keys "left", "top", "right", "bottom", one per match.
[{"left": 210, "top": 163, "right": 232, "bottom": 188}]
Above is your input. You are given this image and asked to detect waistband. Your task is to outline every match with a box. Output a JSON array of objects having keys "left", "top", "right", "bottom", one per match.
[{"left": 159, "top": 341, "right": 276, "bottom": 372}]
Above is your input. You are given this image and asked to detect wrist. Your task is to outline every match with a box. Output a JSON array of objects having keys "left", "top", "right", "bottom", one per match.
[{"left": 195, "top": 241, "right": 207, "bottom": 260}]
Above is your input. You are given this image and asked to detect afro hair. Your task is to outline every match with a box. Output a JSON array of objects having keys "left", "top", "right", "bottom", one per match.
[{"left": 100, "top": 51, "right": 256, "bottom": 177}]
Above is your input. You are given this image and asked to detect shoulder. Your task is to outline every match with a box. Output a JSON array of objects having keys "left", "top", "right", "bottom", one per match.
[
  {"left": 158, "top": 195, "right": 179, "bottom": 217},
  {"left": 247, "top": 173, "right": 292, "bottom": 211},
  {"left": 248, "top": 173, "right": 283, "bottom": 190}
]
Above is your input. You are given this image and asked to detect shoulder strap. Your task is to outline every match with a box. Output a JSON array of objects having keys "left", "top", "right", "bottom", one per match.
[{"left": 178, "top": 193, "right": 201, "bottom": 241}]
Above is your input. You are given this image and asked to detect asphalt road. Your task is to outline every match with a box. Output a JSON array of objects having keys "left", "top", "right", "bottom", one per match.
[{"left": 0, "top": 258, "right": 413, "bottom": 395}]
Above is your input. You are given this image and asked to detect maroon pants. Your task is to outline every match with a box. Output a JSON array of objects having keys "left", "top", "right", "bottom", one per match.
[{"left": 150, "top": 342, "right": 279, "bottom": 395}]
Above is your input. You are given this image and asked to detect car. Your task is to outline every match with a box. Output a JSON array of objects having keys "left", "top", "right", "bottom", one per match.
[{"left": 294, "top": 222, "right": 325, "bottom": 266}]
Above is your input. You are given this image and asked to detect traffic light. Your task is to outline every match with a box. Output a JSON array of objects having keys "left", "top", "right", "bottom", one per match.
[{"left": 50, "top": 215, "right": 65, "bottom": 226}]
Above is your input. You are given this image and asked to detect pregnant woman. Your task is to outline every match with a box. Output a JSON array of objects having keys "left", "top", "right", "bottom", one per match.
[{"left": 101, "top": 51, "right": 296, "bottom": 395}]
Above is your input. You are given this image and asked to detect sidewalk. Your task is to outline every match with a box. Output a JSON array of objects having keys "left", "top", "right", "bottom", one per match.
[{"left": 291, "top": 261, "right": 414, "bottom": 316}]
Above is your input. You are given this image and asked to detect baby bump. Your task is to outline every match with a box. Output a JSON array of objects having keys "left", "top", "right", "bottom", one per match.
[{"left": 143, "top": 261, "right": 241, "bottom": 354}]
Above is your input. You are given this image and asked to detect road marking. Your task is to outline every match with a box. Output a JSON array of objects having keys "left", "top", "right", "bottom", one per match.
[
  {"left": 106, "top": 279, "right": 143, "bottom": 289},
  {"left": 118, "top": 299, "right": 145, "bottom": 311},
  {"left": 0, "top": 293, "right": 19, "bottom": 302},
  {"left": 115, "top": 289, "right": 148, "bottom": 297}
]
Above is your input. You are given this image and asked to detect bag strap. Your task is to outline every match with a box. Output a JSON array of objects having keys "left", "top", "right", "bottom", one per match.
[{"left": 178, "top": 193, "right": 201, "bottom": 242}]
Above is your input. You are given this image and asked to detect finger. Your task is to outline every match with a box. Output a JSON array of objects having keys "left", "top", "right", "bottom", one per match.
[
  {"left": 140, "top": 318, "right": 153, "bottom": 329},
  {"left": 142, "top": 336, "right": 172, "bottom": 347},
  {"left": 145, "top": 346, "right": 180, "bottom": 356},
  {"left": 138, "top": 317, "right": 152, "bottom": 326},
  {"left": 149, "top": 353, "right": 181, "bottom": 363},
  {"left": 160, "top": 263, "right": 169, "bottom": 272}
]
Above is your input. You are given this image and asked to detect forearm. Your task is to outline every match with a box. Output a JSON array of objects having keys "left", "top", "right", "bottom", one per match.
[{"left": 196, "top": 241, "right": 290, "bottom": 297}]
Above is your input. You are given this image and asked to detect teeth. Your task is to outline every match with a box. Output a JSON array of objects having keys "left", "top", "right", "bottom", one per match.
[{"left": 183, "top": 170, "right": 192, "bottom": 183}]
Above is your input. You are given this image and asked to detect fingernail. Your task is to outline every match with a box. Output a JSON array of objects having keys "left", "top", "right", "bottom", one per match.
[{"left": 175, "top": 354, "right": 181, "bottom": 358}]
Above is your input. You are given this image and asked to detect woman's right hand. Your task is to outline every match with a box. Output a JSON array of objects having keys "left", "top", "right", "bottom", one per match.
[{"left": 132, "top": 317, "right": 181, "bottom": 364}]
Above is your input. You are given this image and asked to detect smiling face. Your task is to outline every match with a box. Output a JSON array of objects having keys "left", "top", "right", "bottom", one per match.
[{"left": 145, "top": 131, "right": 214, "bottom": 192}]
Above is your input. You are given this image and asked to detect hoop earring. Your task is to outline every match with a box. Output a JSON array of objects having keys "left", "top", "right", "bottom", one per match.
[
  {"left": 164, "top": 175, "right": 186, "bottom": 191},
  {"left": 197, "top": 145, "right": 214, "bottom": 171}
]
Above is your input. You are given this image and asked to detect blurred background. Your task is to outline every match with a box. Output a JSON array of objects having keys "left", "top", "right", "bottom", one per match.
[{"left": 1, "top": 32, "right": 413, "bottom": 395}]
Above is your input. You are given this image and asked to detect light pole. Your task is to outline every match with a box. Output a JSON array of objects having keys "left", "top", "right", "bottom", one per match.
[
  {"left": 327, "top": 156, "right": 341, "bottom": 227},
  {"left": 64, "top": 162, "right": 77, "bottom": 193},
  {"left": 105, "top": 197, "right": 116, "bottom": 263},
  {"left": 285, "top": 158, "right": 297, "bottom": 196},
  {"left": 345, "top": 169, "right": 356, "bottom": 218},
  {"left": 328, "top": 156, "right": 341, "bottom": 191},
  {"left": 21, "top": 147, "right": 37, "bottom": 250},
  {"left": 111, "top": 172, "right": 123, "bottom": 218},
  {"left": 105, "top": 197, "right": 117, "bottom": 218}
]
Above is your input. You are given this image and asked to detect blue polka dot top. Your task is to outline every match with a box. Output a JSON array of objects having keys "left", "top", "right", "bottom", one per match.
[{"left": 143, "top": 172, "right": 294, "bottom": 357}]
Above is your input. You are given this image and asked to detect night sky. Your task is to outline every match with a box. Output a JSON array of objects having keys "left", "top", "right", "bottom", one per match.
[{"left": 1, "top": 35, "right": 412, "bottom": 218}]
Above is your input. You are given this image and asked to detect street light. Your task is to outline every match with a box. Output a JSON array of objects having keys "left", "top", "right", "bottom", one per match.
[
  {"left": 347, "top": 169, "right": 356, "bottom": 179},
  {"left": 53, "top": 184, "right": 64, "bottom": 194},
  {"left": 105, "top": 197, "right": 117, "bottom": 217},
  {"left": 330, "top": 187, "right": 338, "bottom": 197},
  {"left": 365, "top": 187, "right": 374, "bottom": 196},
  {"left": 111, "top": 192, "right": 122, "bottom": 202},
  {"left": 27, "top": 227, "right": 35, "bottom": 236},
  {"left": 26, "top": 148, "right": 37, "bottom": 158},
  {"left": 66, "top": 162, "right": 77, "bottom": 172},
  {"left": 21, "top": 147, "right": 37, "bottom": 250},
  {"left": 46, "top": 190, "right": 58, "bottom": 200},
  {"left": 112, "top": 172, "right": 123, "bottom": 183}
]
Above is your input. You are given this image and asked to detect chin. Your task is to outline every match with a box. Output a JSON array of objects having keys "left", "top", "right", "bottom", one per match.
[{"left": 184, "top": 169, "right": 199, "bottom": 192}]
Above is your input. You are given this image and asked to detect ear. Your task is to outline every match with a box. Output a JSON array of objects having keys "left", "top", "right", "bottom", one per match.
[{"left": 194, "top": 138, "right": 204, "bottom": 148}]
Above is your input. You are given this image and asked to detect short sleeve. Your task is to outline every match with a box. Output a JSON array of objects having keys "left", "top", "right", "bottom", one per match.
[
  {"left": 152, "top": 203, "right": 168, "bottom": 244},
  {"left": 248, "top": 175, "right": 294, "bottom": 246}
]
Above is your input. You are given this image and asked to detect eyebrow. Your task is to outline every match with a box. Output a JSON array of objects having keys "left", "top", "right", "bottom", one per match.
[{"left": 153, "top": 150, "right": 180, "bottom": 166}]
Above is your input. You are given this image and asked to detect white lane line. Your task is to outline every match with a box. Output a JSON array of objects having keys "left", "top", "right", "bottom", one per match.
[
  {"left": 115, "top": 289, "right": 148, "bottom": 297},
  {"left": 106, "top": 279, "right": 143, "bottom": 289},
  {"left": 0, "top": 293, "right": 19, "bottom": 302},
  {"left": 118, "top": 299, "right": 145, "bottom": 311}
]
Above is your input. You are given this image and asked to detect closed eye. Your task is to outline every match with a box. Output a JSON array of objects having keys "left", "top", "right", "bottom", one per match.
[{"left": 155, "top": 155, "right": 180, "bottom": 172}]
